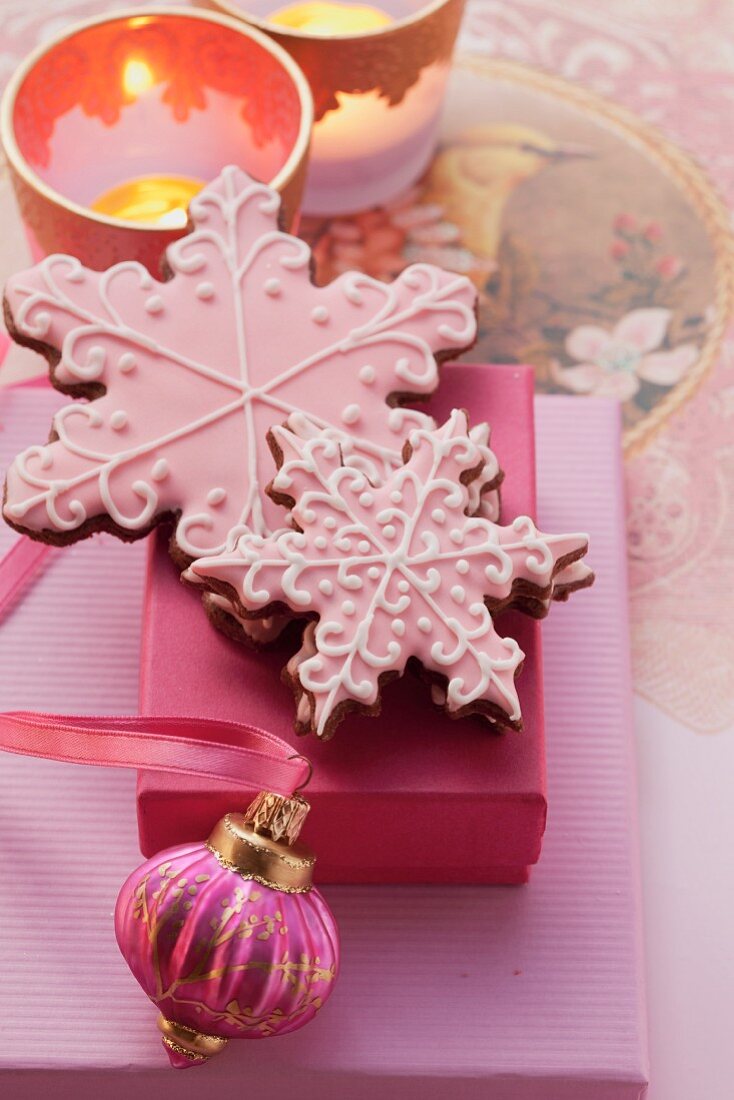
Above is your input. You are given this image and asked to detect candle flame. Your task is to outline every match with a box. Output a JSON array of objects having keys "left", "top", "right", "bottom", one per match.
[
  {"left": 123, "top": 58, "right": 154, "bottom": 97},
  {"left": 268, "top": 2, "right": 393, "bottom": 35},
  {"left": 90, "top": 175, "right": 205, "bottom": 226}
]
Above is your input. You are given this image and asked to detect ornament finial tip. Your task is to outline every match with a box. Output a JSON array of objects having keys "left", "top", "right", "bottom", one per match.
[
  {"left": 244, "top": 789, "right": 310, "bottom": 845},
  {"left": 157, "top": 1016, "right": 228, "bottom": 1068},
  {"left": 162, "top": 1042, "right": 207, "bottom": 1070}
]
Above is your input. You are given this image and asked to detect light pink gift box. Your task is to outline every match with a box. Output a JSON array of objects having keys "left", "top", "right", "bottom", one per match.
[
  {"left": 137, "top": 364, "right": 547, "bottom": 883},
  {"left": 0, "top": 385, "right": 647, "bottom": 1097}
]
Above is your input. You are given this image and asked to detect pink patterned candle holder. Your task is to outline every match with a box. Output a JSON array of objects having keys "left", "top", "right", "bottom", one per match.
[
  {"left": 203, "top": 0, "right": 465, "bottom": 215},
  {"left": 0, "top": 7, "right": 313, "bottom": 273}
]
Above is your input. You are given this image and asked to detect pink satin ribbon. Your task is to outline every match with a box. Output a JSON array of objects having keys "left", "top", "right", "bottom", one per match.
[
  {"left": 0, "top": 711, "right": 308, "bottom": 794},
  {"left": 0, "top": 540, "right": 307, "bottom": 794}
]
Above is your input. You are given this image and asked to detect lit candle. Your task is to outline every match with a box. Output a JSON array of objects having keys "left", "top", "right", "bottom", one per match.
[
  {"left": 90, "top": 175, "right": 206, "bottom": 228},
  {"left": 269, "top": 2, "right": 392, "bottom": 34},
  {"left": 2, "top": 9, "right": 312, "bottom": 272},
  {"left": 268, "top": 1, "right": 428, "bottom": 215},
  {"left": 87, "top": 57, "right": 207, "bottom": 227},
  {"left": 214, "top": 0, "right": 465, "bottom": 215}
]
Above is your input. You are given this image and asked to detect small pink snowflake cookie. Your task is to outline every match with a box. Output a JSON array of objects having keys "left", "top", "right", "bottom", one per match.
[
  {"left": 187, "top": 410, "right": 593, "bottom": 738},
  {"left": 192, "top": 411, "right": 504, "bottom": 647},
  {"left": 2, "top": 166, "right": 479, "bottom": 568}
]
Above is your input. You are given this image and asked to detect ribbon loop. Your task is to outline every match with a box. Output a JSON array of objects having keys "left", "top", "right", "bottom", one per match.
[
  {"left": 0, "top": 712, "right": 309, "bottom": 796},
  {"left": 0, "top": 533, "right": 308, "bottom": 796}
]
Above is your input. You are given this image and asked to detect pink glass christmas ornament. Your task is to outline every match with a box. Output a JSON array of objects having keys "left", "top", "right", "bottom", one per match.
[{"left": 115, "top": 790, "right": 339, "bottom": 1067}]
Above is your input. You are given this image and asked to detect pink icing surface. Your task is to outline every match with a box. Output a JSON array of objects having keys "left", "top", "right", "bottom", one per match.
[
  {"left": 3, "top": 166, "right": 478, "bottom": 559},
  {"left": 189, "top": 411, "right": 590, "bottom": 735},
  {"left": 115, "top": 839, "right": 339, "bottom": 1049}
]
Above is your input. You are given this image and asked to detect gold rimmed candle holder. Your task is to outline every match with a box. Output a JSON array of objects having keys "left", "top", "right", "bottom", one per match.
[
  {"left": 1, "top": 7, "right": 313, "bottom": 273},
  {"left": 201, "top": 0, "right": 466, "bottom": 215}
]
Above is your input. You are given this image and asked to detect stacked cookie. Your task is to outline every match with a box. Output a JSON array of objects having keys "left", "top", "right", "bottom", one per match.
[{"left": 2, "top": 167, "right": 592, "bottom": 738}]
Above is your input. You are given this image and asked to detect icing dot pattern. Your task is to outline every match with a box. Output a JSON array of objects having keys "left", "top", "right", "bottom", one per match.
[
  {"left": 144, "top": 295, "right": 164, "bottom": 315},
  {"left": 118, "top": 353, "right": 137, "bottom": 373},
  {"left": 151, "top": 459, "right": 169, "bottom": 482}
]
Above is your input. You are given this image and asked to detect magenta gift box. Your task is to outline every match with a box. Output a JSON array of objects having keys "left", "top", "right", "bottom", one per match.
[
  {"left": 137, "top": 364, "right": 547, "bottom": 883},
  {"left": 0, "top": 387, "right": 648, "bottom": 1097}
]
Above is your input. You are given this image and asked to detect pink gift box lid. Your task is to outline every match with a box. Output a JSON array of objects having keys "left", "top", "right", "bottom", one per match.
[
  {"left": 0, "top": 385, "right": 647, "bottom": 1097},
  {"left": 137, "top": 364, "right": 546, "bottom": 883}
]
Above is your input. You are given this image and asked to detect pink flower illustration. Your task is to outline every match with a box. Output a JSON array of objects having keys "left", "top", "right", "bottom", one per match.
[
  {"left": 552, "top": 309, "right": 698, "bottom": 401},
  {"left": 655, "top": 255, "right": 684, "bottom": 280},
  {"left": 610, "top": 239, "right": 630, "bottom": 261},
  {"left": 643, "top": 221, "right": 664, "bottom": 242},
  {"left": 613, "top": 212, "right": 637, "bottom": 233}
]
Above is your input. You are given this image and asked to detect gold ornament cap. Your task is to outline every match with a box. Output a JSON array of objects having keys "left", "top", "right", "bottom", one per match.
[
  {"left": 157, "top": 1016, "right": 229, "bottom": 1063},
  {"left": 207, "top": 790, "right": 315, "bottom": 894}
]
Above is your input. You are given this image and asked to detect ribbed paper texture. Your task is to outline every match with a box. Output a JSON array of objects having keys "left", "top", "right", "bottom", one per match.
[{"left": 0, "top": 389, "right": 647, "bottom": 1098}]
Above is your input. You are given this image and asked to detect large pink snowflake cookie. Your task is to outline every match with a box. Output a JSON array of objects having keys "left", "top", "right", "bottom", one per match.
[
  {"left": 187, "top": 410, "right": 593, "bottom": 739},
  {"left": 2, "top": 166, "right": 479, "bottom": 571}
]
